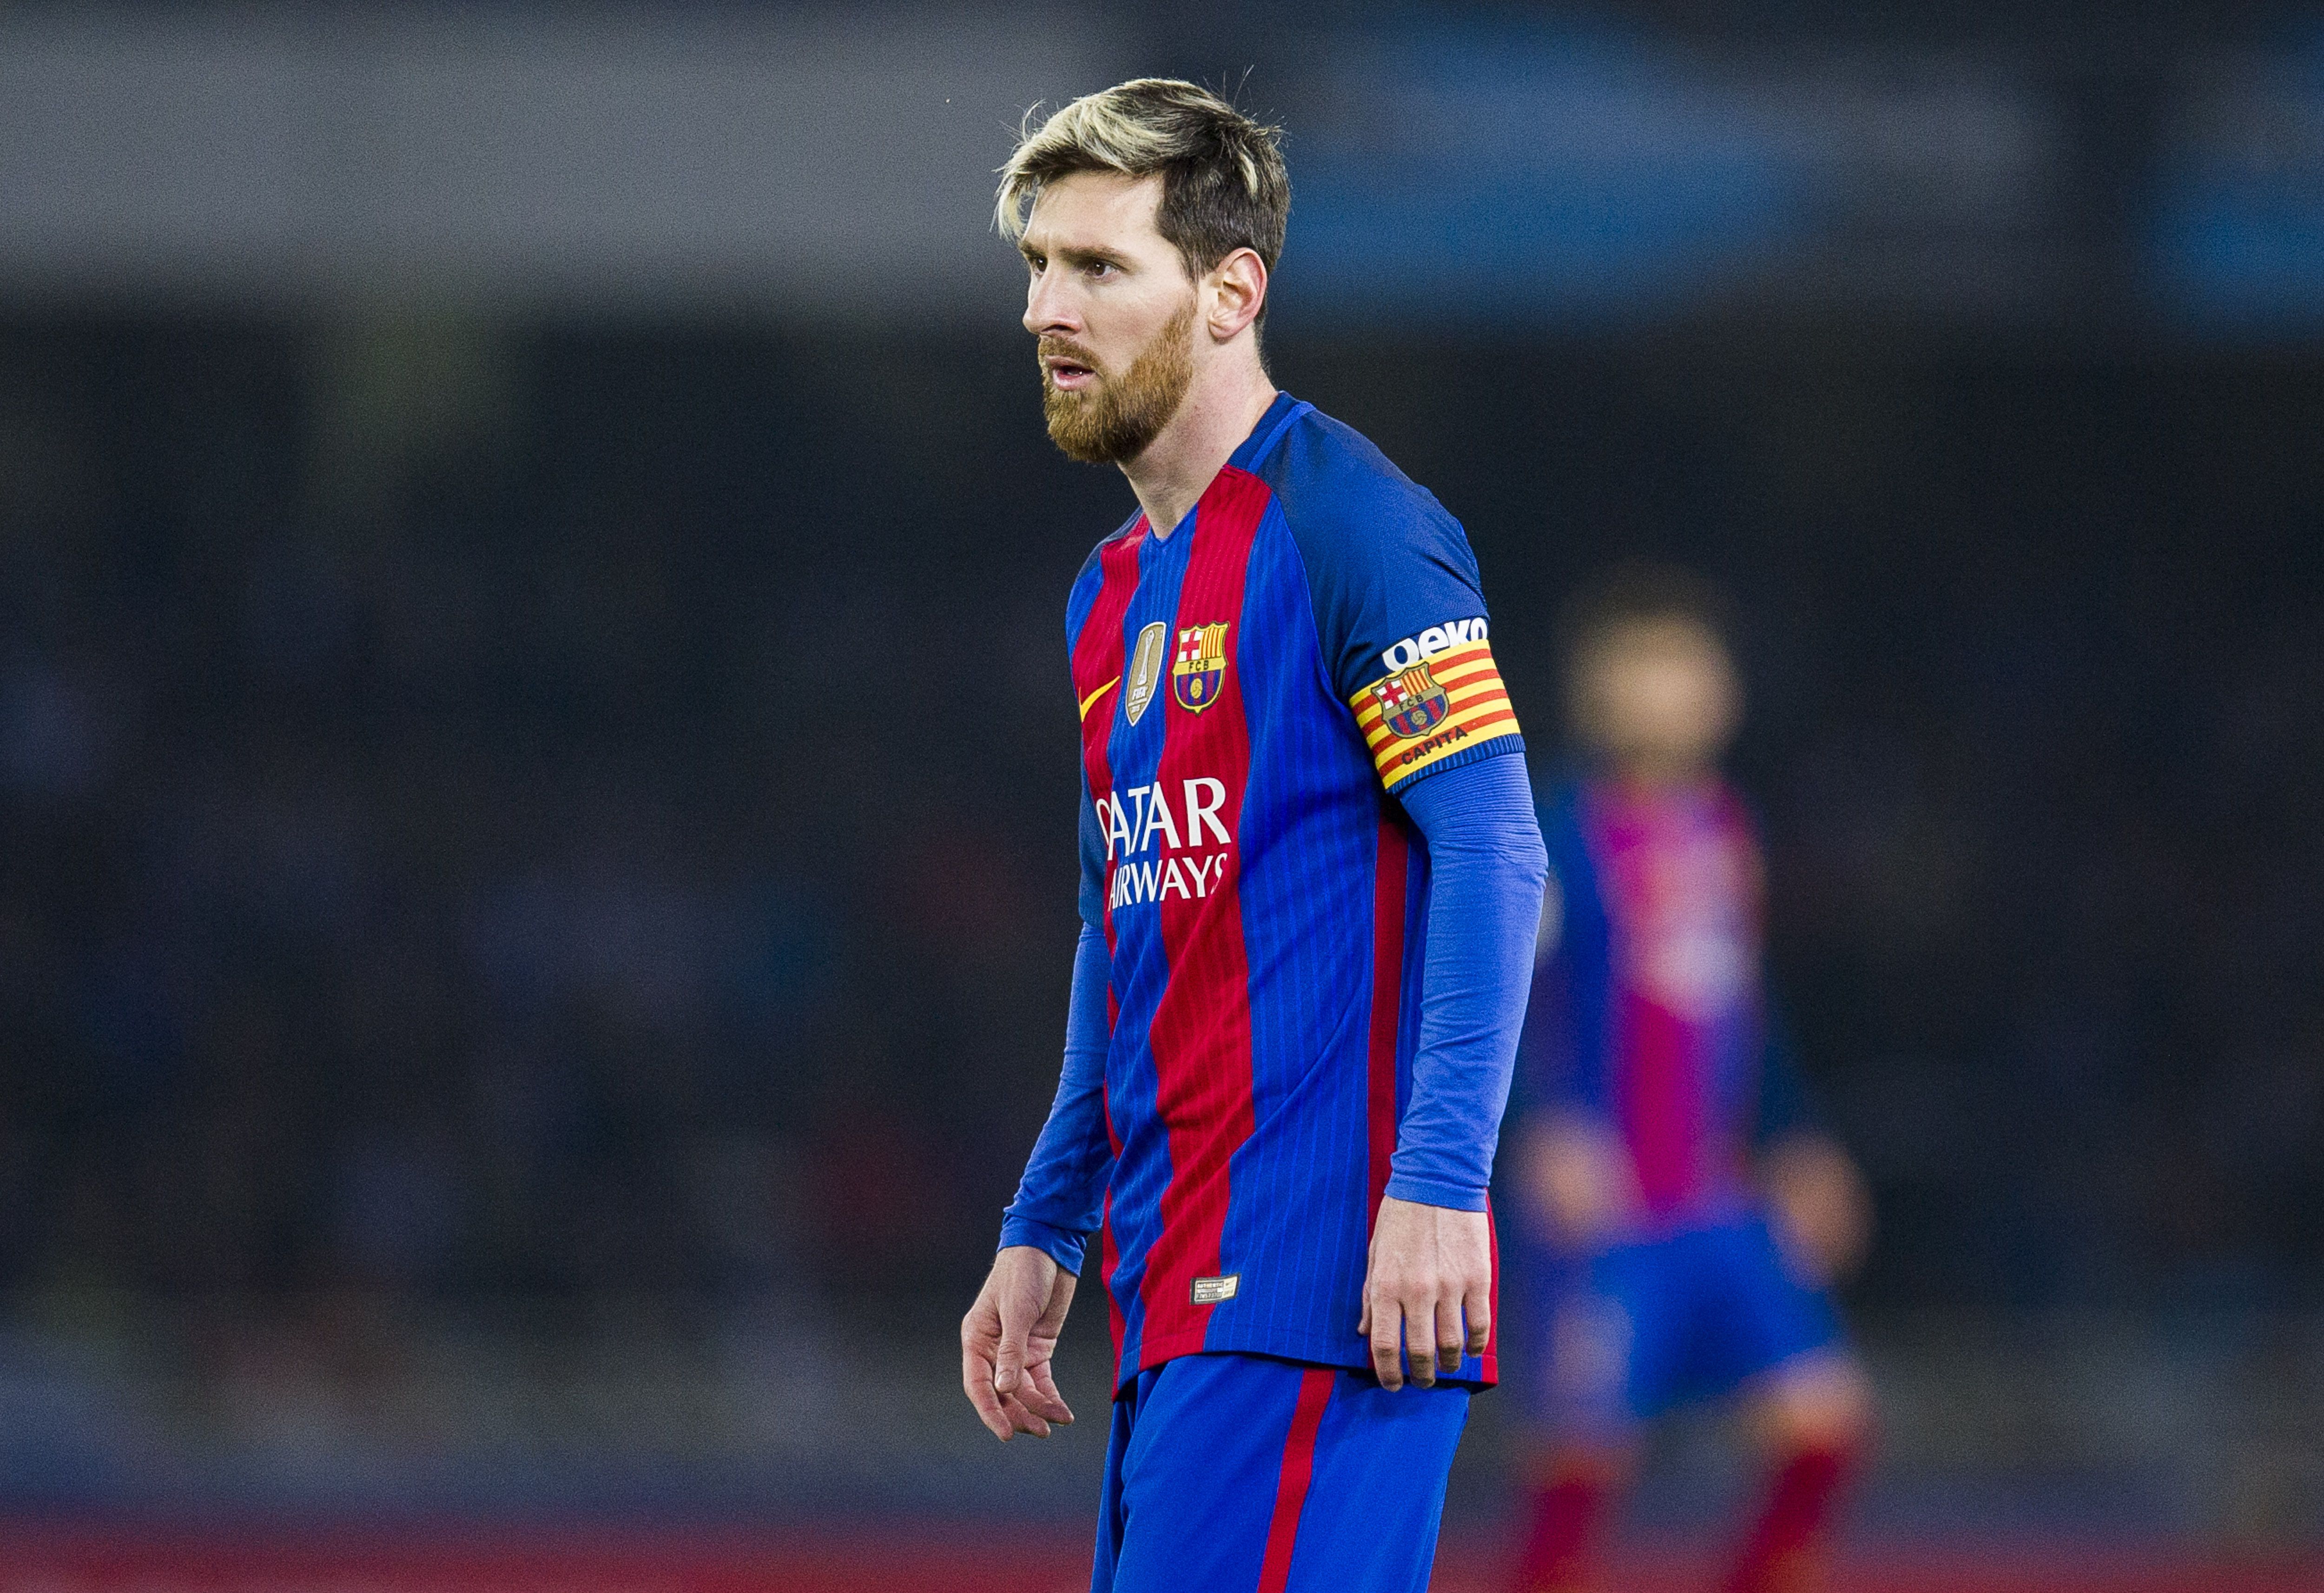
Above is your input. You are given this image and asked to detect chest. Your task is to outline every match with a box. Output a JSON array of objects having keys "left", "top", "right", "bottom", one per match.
[{"left": 1594, "top": 811, "right": 1761, "bottom": 1019}]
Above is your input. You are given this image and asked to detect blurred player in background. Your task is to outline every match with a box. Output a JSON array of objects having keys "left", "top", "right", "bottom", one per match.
[
  {"left": 958, "top": 80, "right": 1548, "bottom": 1593},
  {"left": 1504, "top": 566, "right": 1875, "bottom": 1593}
]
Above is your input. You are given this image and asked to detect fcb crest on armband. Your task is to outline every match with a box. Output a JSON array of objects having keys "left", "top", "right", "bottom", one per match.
[
  {"left": 1372, "top": 664, "right": 1451, "bottom": 738},
  {"left": 1172, "top": 623, "right": 1230, "bottom": 713}
]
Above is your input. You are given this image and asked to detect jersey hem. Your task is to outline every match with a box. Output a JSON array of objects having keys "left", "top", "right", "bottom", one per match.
[
  {"left": 1384, "top": 732, "right": 1525, "bottom": 799},
  {"left": 1117, "top": 1325, "right": 1500, "bottom": 1396}
]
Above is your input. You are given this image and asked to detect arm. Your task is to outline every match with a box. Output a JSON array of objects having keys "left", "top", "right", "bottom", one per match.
[
  {"left": 1358, "top": 754, "right": 1548, "bottom": 1388},
  {"left": 1382, "top": 755, "right": 1548, "bottom": 1208},
  {"left": 1753, "top": 1003, "right": 1816, "bottom": 1147},
  {"left": 996, "top": 921, "right": 1112, "bottom": 1271},
  {"left": 961, "top": 792, "right": 1116, "bottom": 1441},
  {"left": 1265, "top": 430, "right": 1541, "bottom": 1385},
  {"left": 1512, "top": 801, "right": 1637, "bottom": 1246},
  {"left": 962, "top": 923, "right": 1109, "bottom": 1441},
  {"left": 1753, "top": 1003, "right": 1872, "bottom": 1284}
]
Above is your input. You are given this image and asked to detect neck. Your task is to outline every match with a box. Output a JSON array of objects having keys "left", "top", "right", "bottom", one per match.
[{"left": 1121, "top": 356, "right": 1278, "bottom": 537}]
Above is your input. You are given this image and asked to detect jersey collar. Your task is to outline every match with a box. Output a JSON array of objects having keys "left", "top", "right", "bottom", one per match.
[{"left": 1229, "top": 390, "right": 1310, "bottom": 474}]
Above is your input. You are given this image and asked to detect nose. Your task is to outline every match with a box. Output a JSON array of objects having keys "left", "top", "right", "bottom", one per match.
[{"left": 1023, "top": 263, "right": 1078, "bottom": 338}]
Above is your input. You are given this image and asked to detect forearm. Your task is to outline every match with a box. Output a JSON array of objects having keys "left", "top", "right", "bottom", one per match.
[
  {"left": 998, "top": 921, "right": 1113, "bottom": 1271},
  {"left": 1385, "top": 755, "right": 1549, "bottom": 1209}
]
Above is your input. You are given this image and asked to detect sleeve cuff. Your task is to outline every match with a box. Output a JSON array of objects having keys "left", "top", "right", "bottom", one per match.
[
  {"left": 1382, "top": 1174, "right": 1490, "bottom": 1212},
  {"left": 1383, "top": 731, "right": 1525, "bottom": 800},
  {"left": 998, "top": 1214, "right": 1089, "bottom": 1275}
]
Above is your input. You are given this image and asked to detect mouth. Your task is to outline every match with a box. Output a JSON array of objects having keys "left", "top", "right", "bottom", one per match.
[{"left": 1043, "top": 354, "right": 1098, "bottom": 392}]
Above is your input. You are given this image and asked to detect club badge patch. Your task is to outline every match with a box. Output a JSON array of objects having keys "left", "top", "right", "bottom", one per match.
[
  {"left": 1171, "top": 623, "right": 1230, "bottom": 713},
  {"left": 1372, "top": 663, "right": 1451, "bottom": 738},
  {"left": 1123, "top": 621, "right": 1168, "bottom": 725}
]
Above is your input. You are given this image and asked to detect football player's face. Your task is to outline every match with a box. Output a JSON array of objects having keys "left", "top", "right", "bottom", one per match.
[
  {"left": 1574, "top": 619, "right": 1742, "bottom": 779},
  {"left": 1020, "top": 172, "right": 1200, "bottom": 463}
]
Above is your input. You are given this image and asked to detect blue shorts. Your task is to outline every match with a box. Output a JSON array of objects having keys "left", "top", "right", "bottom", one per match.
[
  {"left": 1093, "top": 1352, "right": 1471, "bottom": 1593},
  {"left": 1512, "top": 1214, "right": 1843, "bottom": 1435}
]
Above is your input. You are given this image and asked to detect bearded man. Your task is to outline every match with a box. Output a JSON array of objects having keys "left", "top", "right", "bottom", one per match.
[{"left": 958, "top": 79, "right": 1549, "bottom": 1593}]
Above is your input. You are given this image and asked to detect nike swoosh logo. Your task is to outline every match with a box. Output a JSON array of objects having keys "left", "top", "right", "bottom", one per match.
[{"left": 1078, "top": 676, "right": 1120, "bottom": 721}]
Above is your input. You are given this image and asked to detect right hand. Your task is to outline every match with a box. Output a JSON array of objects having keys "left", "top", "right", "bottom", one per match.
[
  {"left": 1520, "top": 1114, "right": 1633, "bottom": 1249},
  {"left": 961, "top": 1245, "right": 1079, "bottom": 1441}
]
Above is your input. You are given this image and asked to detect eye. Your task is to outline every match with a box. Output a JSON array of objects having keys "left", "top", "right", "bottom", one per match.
[{"left": 1084, "top": 260, "right": 1115, "bottom": 279}]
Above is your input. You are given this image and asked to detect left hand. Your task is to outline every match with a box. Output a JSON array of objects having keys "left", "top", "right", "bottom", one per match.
[{"left": 1357, "top": 1195, "right": 1492, "bottom": 1391}]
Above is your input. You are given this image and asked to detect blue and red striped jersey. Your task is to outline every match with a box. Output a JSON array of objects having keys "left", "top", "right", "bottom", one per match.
[
  {"left": 1517, "top": 778, "right": 1807, "bottom": 1231},
  {"left": 1004, "top": 393, "right": 1525, "bottom": 1389}
]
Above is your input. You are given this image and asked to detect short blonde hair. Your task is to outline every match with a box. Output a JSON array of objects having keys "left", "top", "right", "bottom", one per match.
[{"left": 997, "top": 79, "right": 1289, "bottom": 293}]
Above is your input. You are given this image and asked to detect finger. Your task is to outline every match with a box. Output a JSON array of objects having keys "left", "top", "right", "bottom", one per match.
[
  {"left": 962, "top": 1343, "right": 1015, "bottom": 1442},
  {"left": 999, "top": 1391, "right": 1052, "bottom": 1438},
  {"left": 1357, "top": 1296, "right": 1371, "bottom": 1337},
  {"left": 1406, "top": 1289, "right": 1440, "bottom": 1387},
  {"left": 1465, "top": 1282, "right": 1492, "bottom": 1358},
  {"left": 1370, "top": 1293, "right": 1406, "bottom": 1391},
  {"left": 1018, "top": 1359, "right": 1076, "bottom": 1426},
  {"left": 1434, "top": 1295, "right": 1466, "bottom": 1375},
  {"left": 993, "top": 1323, "right": 1027, "bottom": 1398}
]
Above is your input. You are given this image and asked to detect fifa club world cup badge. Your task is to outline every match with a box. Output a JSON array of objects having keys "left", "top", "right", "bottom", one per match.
[
  {"left": 1172, "top": 623, "right": 1230, "bottom": 713},
  {"left": 1373, "top": 664, "right": 1451, "bottom": 738},
  {"left": 1123, "top": 621, "right": 1168, "bottom": 725}
]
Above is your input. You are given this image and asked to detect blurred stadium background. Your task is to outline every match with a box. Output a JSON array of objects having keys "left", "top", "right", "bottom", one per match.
[{"left": 0, "top": 2, "right": 2321, "bottom": 1587}]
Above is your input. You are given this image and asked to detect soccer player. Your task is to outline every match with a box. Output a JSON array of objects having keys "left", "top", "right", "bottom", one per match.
[
  {"left": 1502, "top": 566, "right": 1875, "bottom": 1593},
  {"left": 956, "top": 81, "right": 1550, "bottom": 1593}
]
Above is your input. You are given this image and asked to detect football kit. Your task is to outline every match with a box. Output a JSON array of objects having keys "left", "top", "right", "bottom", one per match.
[
  {"left": 1509, "top": 777, "right": 1843, "bottom": 1435},
  {"left": 1094, "top": 1355, "right": 1467, "bottom": 1593},
  {"left": 1000, "top": 393, "right": 1546, "bottom": 1593}
]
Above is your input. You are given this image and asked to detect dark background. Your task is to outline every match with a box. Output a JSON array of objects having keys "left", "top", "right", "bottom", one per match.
[{"left": 7, "top": 324, "right": 2317, "bottom": 1317}]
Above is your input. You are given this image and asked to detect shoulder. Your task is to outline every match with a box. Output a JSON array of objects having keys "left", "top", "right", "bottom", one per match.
[
  {"left": 1256, "top": 404, "right": 1473, "bottom": 573},
  {"left": 1537, "top": 772, "right": 1585, "bottom": 826},
  {"left": 1544, "top": 779, "right": 1612, "bottom": 869},
  {"left": 1712, "top": 779, "right": 1767, "bottom": 841},
  {"left": 1536, "top": 776, "right": 1593, "bottom": 853},
  {"left": 1539, "top": 779, "right": 1611, "bottom": 921},
  {"left": 1246, "top": 402, "right": 1490, "bottom": 701}
]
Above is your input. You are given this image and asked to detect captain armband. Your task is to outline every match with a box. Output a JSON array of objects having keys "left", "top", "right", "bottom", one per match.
[{"left": 1349, "top": 620, "right": 1522, "bottom": 793}]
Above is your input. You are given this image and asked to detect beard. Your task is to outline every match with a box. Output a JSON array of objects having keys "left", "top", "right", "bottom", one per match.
[{"left": 1039, "top": 301, "right": 1196, "bottom": 465}]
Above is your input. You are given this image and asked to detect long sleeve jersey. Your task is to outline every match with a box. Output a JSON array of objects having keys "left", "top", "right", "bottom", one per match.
[
  {"left": 1515, "top": 777, "right": 1814, "bottom": 1236},
  {"left": 1001, "top": 392, "right": 1545, "bottom": 1390}
]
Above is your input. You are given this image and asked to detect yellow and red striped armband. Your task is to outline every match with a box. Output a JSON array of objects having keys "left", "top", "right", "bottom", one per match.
[{"left": 1349, "top": 634, "right": 1522, "bottom": 793}]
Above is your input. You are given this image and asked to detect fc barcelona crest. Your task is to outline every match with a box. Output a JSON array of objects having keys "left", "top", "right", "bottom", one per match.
[
  {"left": 1373, "top": 663, "right": 1451, "bottom": 738},
  {"left": 1172, "top": 623, "right": 1230, "bottom": 713}
]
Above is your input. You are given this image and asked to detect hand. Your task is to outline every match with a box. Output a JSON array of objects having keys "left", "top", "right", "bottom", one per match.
[
  {"left": 1357, "top": 1195, "right": 1492, "bottom": 1391},
  {"left": 1520, "top": 1114, "right": 1631, "bottom": 1249},
  {"left": 1760, "top": 1133, "right": 1873, "bottom": 1285},
  {"left": 961, "top": 1245, "right": 1079, "bottom": 1441}
]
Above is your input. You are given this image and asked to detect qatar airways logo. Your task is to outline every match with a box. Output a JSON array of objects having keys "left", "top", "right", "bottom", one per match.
[
  {"left": 1096, "top": 778, "right": 1235, "bottom": 909},
  {"left": 1380, "top": 616, "right": 1488, "bottom": 674}
]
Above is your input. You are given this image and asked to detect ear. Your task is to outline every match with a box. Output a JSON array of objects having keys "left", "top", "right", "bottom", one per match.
[{"left": 1204, "top": 247, "right": 1269, "bottom": 342}]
